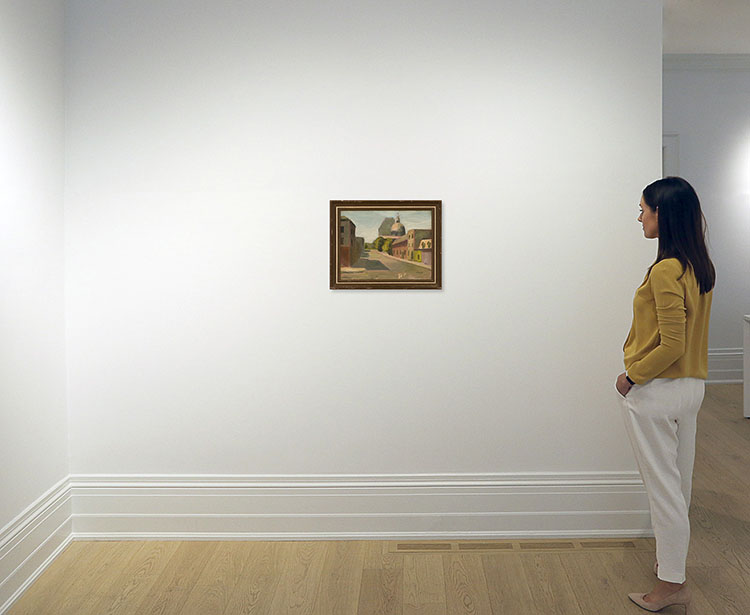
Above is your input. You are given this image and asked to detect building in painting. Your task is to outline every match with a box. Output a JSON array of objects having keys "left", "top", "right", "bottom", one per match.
[
  {"left": 339, "top": 216, "right": 362, "bottom": 267},
  {"left": 389, "top": 214, "right": 406, "bottom": 237},
  {"left": 391, "top": 236, "right": 408, "bottom": 259},
  {"left": 417, "top": 238, "right": 433, "bottom": 268},
  {"left": 407, "top": 229, "right": 432, "bottom": 261},
  {"left": 379, "top": 213, "right": 406, "bottom": 239},
  {"left": 378, "top": 217, "right": 395, "bottom": 237}
]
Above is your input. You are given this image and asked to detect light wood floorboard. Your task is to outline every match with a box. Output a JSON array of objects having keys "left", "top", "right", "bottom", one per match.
[{"left": 8, "top": 384, "right": 748, "bottom": 614}]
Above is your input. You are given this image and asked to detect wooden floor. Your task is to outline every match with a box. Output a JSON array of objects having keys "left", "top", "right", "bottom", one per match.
[{"left": 9, "top": 384, "right": 749, "bottom": 615}]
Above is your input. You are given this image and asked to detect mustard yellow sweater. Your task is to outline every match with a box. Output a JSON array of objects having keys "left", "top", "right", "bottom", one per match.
[{"left": 623, "top": 258, "right": 712, "bottom": 384}]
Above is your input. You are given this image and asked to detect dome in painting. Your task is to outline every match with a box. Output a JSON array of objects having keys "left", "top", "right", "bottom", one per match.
[{"left": 390, "top": 214, "right": 406, "bottom": 236}]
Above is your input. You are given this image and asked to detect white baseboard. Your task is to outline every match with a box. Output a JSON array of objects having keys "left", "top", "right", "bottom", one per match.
[
  {"left": 69, "top": 473, "right": 652, "bottom": 540},
  {"left": 0, "top": 478, "right": 72, "bottom": 614},
  {"left": 708, "top": 348, "right": 743, "bottom": 383}
]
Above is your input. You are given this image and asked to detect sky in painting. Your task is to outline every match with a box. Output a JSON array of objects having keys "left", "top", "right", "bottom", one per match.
[{"left": 341, "top": 210, "right": 432, "bottom": 242}]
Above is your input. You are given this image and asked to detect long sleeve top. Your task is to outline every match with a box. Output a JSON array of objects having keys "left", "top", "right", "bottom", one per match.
[{"left": 623, "top": 258, "right": 712, "bottom": 384}]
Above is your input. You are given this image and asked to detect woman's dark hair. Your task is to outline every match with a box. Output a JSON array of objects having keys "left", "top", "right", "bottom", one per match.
[{"left": 642, "top": 176, "right": 715, "bottom": 294}]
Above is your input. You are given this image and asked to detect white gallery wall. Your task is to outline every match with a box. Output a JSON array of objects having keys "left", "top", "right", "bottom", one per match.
[
  {"left": 663, "top": 57, "right": 750, "bottom": 382},
  {"left": 0, "top": 0, "right": 68, "bottom": 532},
  {"left": 0, "top": 1, "right": 70, "bottom": 608},
  {"left": 62, "top": 0, "right": 661, "bottom": 536}
]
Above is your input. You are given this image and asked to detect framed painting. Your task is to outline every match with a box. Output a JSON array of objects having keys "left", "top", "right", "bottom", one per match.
[{"left": 330, "top": 200, "right": 442, "bottom": 289}]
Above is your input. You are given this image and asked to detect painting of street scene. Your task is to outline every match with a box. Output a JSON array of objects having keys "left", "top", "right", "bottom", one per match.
[{"left": 330, "top": 201, "right": 441, "bottom": 289}]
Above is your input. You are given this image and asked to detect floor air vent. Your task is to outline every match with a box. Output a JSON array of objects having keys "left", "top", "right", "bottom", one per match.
[{"left": 392, "top": 539, "right": 651, "bottom": 554}]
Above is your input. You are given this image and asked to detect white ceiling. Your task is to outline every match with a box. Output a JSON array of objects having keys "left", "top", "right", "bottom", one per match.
[{"left": 664, "top": 0, "right": 750, "bottom": 54}]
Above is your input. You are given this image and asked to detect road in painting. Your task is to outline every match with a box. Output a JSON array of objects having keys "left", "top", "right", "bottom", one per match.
[
  {"left": 341, "top": 246, "right": 432, "bottom": 281},
  {"left": 338, "top": 209, "right": 434, "bottom": 282}
]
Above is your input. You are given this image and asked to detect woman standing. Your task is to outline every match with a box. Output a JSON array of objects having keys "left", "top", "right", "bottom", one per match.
[{"left": 615, "top": 177, "right": 715, "bottom": 613}]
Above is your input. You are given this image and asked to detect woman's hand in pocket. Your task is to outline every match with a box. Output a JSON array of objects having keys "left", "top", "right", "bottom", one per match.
[{"left": 616, "top": 372, "right": 633, "bottom": 398}]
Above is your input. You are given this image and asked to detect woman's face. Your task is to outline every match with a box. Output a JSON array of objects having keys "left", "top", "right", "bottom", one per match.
[{"left": 638, "top": 195, "right": 659, "bottom": 239}]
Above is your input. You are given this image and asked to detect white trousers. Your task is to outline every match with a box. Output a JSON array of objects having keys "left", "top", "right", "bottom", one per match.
[{"left": 618, "top": 377, "right": 705, "bottom": 584}]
